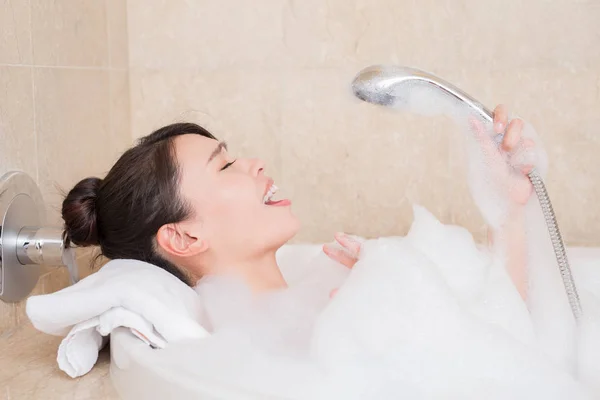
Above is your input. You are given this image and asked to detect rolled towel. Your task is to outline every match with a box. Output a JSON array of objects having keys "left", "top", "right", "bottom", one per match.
[{"left": 26, "top": 259, "right": 209, "bottom": 377}]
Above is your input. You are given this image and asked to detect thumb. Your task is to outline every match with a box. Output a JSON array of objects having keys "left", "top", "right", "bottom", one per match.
[{"left": 469, "top": 116, "right": 503, "bottom": 164}]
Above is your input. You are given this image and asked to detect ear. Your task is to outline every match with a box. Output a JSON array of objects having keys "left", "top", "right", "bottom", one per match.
[{"left": 156, "top": 223, "right": 209, "bottom": 258}]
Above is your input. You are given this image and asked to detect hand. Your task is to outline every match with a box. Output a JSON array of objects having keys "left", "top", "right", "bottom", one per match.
[
  {"left": 323, "top": 233, "right": 362, "bottom": 300},
  {"left": 322, "top": 232, "right": 362, "bottom": 269},
  {"left": 470, "top": 104, "right": 536, "bottom": 206}
]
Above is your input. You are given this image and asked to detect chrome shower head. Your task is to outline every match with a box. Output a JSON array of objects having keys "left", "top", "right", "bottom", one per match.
[{"left": 351, "top": 65, "right": 494, "bottom": 124}]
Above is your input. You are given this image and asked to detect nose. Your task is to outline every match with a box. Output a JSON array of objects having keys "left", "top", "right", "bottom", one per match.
[
  {"left": 244, "top": 158, "right": 265, "bottom": 177},
  {"left": 254, "top": 158, "right": 266, "bottom": 176}
]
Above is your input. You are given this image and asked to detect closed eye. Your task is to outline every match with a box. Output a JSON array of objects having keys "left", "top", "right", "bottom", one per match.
[{"left": 220, "top": 160, "right": 236, "bottom": 171}]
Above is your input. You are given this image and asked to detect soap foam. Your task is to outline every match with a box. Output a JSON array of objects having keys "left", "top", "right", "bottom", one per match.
[
  {"left": 140, "top": 74, "right": 600, "bottom": 398},
  {"left": 145, "top": 206, "right": 600, "bottom": 399}
]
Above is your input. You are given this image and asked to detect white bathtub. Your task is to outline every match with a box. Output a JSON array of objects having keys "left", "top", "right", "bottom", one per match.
[
  {"left": 109, "top": 246, "right": 600, "bottom": 400},
  {"left": 110, "top": 328, "right": 281, "bottom": 399}
]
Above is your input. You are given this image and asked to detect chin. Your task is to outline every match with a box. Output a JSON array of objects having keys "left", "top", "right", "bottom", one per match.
[
  {"left": 288, "top": 212, "right": 301, "bottom": 235},
  {"left": 274, "top": 215, "right": 301, "bottom": 247}
]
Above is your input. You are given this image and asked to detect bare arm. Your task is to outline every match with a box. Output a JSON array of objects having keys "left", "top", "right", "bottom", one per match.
[
  {"left": 489, "top": 207, "right": 528, "bottom": 301},
  {"left": 483, "top": 104, "right": 533, "bottom": 302}
]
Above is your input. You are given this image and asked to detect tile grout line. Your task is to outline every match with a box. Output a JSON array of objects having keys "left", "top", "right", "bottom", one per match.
[
  {"left": 28, "top": 0, "right": 38, "bottom": 185},
  {"left": 0, "top": 63, "right": 126, "bottom": 71},
  {"left": 106, "top": 0, "right": 112, "bottom": 69},
  {"left": 106, "top": 0, "right": 114, "bottom": 144},
  {"left": 124, "top": 0, "right": 134, "bottom": 144},
  {"left": 0, "top": 65, "right": 590, "bottom": 73},
  {"left": 8, "top": 0, "right": 22, "bottom": 63}
]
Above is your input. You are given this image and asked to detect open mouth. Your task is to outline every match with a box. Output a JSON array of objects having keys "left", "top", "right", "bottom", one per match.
[{"left": 262, "top": 183, "right": 291, "bottom": 207}]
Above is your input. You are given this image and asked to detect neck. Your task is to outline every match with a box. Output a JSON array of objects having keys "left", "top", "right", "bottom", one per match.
[
  {"left": 237, "top": 250, "right": 288, "bottom": 293},
  {"left": 199, "top": 250, "right": 288, "bottom": 293}
]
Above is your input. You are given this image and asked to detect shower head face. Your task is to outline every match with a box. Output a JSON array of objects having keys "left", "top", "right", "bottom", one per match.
[
  {"left": 351, "top": 65, "right": 494, "bottom": 122},
  {"left": 351, "top": 65, "right": 426, "bottom": 107}
]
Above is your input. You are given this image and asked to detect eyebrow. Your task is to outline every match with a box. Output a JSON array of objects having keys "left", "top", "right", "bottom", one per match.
[{"left": 206, "top": 141, "right": 228, "bottom": 165}]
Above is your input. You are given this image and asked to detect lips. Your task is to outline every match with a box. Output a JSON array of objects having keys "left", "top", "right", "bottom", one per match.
[
  {"left": 266, "top": 199, "right": 291, "bottom": 207},
  {"left": 263, "top": 178, "right": 274, "bottom": 199},
  {"left": 261, "top": 177, "right": 291, "bottom": 207}
]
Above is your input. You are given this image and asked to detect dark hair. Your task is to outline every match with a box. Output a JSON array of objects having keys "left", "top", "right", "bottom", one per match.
[{"left": 62, "top": 122, "right": 217, "bottom": 284}]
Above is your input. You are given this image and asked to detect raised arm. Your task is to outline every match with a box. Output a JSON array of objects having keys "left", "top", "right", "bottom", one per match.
[{"left": 482, "top": 104, "right": 536, "bottom": 301}]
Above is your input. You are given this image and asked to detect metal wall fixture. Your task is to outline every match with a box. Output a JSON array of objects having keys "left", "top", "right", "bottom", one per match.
[{"left": 0, "top": 171, "right": 78, "bottom": 303}]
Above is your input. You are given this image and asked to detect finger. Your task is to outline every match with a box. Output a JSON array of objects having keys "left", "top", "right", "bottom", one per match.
[
  {"left": 334, "top": 232, "right": 361, "bottom": 256},
  {"left": 521, "top": 164, "right": 534, "bottom": 174},
  {"left": 509, "top": 138, "right": 536, "bottom": 168},
  {"left": 469, "top": 116, "right": 488, "bottom": 142},
  {"left": 493, "top": 104, "right": 508, "bottom": 133},
  {"left": 469, "top": 117, "right": 502, "bottom": 163},
  {"left": 323, "top": 244, "right": 357, "bottom": 269},
  {"left": 502, "top": 118, "right": 524, "bottom": 152}
]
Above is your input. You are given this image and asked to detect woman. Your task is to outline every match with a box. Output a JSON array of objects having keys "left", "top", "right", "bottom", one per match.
[
  {"left": 63, "top": 113, "right": 597, "bottom": 399},
  {"left": 62, "top": 104, "right": 533, "bottom": 299}
]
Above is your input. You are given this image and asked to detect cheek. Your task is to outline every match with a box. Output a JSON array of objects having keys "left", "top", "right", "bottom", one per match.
[{"left": 206, "top": 178, "right": 259, "bottom": 219}]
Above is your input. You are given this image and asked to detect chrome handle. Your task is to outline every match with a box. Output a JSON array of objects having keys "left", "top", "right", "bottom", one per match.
[
  {"left": 1, "top": 171, "right": 79, "bottom": 302},
  {"left": 17, "top": 227, "right": 64, "bottom": 265},
  {"left": 16, "top": 226, "right": 79, "bottom": 285}
]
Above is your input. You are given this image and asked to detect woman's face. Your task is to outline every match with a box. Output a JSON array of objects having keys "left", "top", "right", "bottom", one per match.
[{"left": 174, "top": 134, "right": 300, "bottom": 260}]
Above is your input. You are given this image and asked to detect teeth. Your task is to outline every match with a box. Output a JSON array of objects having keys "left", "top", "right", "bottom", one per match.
[{"left": 262, "top": 184, "right": 278, "bottom": 203}]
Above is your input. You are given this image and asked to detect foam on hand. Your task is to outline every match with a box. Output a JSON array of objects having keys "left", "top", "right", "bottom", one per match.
[{"left": 385, "top": 76, "right": 593, "bottom": 383}]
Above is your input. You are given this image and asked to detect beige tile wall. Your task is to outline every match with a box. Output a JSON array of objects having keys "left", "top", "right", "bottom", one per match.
[
  {"left": 2, "top": 0, "right": 599, "bottom": 334},
  {"left": 0, "top": 0, "right": 131, "bottom": 335},
  {"left": 128, "top": 0, "right": 600, "bottom": 245}
]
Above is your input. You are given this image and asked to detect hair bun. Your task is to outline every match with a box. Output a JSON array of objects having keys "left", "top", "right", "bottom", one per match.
[{"left": 62, "top": 177, "right": 102, "bottom": 247}]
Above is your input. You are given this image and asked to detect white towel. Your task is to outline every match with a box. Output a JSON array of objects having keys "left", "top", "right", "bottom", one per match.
[{"left": 26, "top": 259, "right": 209, "bottom": 378}]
